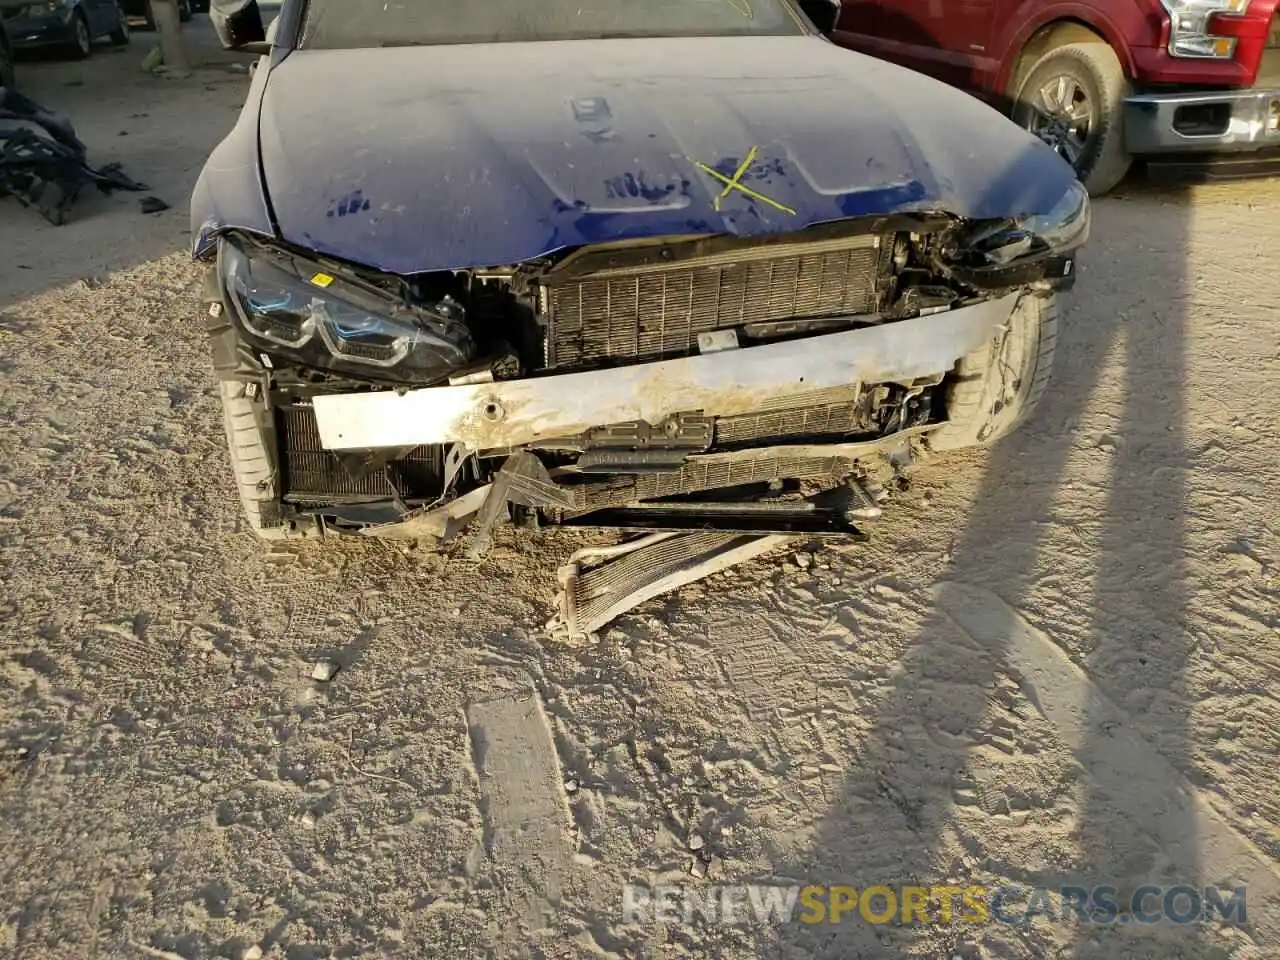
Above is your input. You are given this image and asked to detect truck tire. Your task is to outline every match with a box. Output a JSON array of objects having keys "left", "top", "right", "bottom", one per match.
[
  {"left": 928, "top": 294, "right": 1058, "bottom": 452},
  {"left": 1012, "top": 42, "right": 1132, "bottom": 197},
  {"left": 219, "top": 379, "right": 295, "bottom": 539}
]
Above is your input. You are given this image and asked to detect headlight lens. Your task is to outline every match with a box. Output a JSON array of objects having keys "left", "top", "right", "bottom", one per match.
[
  {"left": 220, "top": 241, "right": 474, "bottom": 382},
  {"left": 1159, "top": 0, "right": 1250, "bottom": 59},
  {"left": 952, "top": 180, "right": 1091, "bottom": 271}
]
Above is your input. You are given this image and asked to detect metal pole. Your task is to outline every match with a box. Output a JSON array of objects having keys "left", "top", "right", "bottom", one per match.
[{"left": 149, "top": 0, "right": 190, "bottom": 73}]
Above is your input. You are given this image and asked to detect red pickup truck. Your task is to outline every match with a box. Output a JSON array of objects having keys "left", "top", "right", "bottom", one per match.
[{"left": 831, "top": 0, "right": 1280, "bottom": 194}]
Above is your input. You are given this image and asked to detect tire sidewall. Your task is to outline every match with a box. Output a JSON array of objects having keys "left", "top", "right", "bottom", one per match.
[
  {"left": 929, "top": 294, "right": 1058, "bottom": 452},
  {"left": 72, "top": 10, "right": 92, "bottom": 57}
]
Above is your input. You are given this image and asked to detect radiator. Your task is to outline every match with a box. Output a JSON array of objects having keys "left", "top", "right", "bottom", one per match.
[{"left": 277, "top": 404, "right": 445, "bottom": 503}]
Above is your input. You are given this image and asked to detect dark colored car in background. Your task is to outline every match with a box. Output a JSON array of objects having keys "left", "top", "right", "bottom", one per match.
[
  {"left": 0, "top": 0, "right": 129, "bottom": 58},
  {"left": 832, "top": 0, "right": 1280, "bottom": 194}
]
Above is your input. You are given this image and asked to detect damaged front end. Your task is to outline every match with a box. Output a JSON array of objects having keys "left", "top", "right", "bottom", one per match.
[{"left": 200, "top": 191, "right": 1086, "bottom": 571}]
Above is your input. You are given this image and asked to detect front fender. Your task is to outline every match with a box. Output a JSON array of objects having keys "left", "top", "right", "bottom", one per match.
[{"left": 189, "top": 57, "right": 276, "bottom": 259}]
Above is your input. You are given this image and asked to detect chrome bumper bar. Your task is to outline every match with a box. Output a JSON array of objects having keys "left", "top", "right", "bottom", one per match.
[{"left": 1124, "top": 87, "right": 1280, "bottom": 154}]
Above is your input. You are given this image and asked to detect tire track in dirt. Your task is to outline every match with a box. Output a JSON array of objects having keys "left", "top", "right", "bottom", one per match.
[{"left": 935, "top": 580, "right": 1280, "bottom": 949}]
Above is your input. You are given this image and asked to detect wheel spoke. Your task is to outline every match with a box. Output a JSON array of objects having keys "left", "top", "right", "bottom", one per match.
[
  {"left": 1037, "top": 80, "right": 1062, "bottom": 113},
  {"left": 1054, "top": 76, "right": 1073, "bottom": 111},
  {"left": 1059, "top": 135, "right": 1084, "bottom": 165}
]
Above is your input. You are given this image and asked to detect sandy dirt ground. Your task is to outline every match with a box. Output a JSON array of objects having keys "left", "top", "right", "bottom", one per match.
[{"left": 1, "top": 22, "right": 1278, "bottom": 960}]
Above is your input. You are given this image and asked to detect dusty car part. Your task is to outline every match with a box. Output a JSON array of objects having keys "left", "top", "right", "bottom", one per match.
[
  {"left": 927, "top": 294, "right": 1059, "bottom": 451},
  {"left": 549, "top": 533, "right": 795, "bottom": 640},
  {"left": 468, "top": 451, "right": 576, "bottom": 560},
  {"left": 0, "top": 88, "right": 146, "bottom": 224},
  {"left": 558, "top": 500, "right": 870, "bottom": 538},
  {"left": 310, "top": 293, "right": 1020, "bottom": 452},
  {"left": 358, "top": 484, "right": 491, "bottom": 541}
]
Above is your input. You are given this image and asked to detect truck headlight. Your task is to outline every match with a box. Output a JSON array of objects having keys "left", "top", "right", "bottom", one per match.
[
  {"left": 219, "top": 241, "right": 474, "bottom": 383},
  {"left": 1159, "top": 0, "right": 1251, "bottom": 59},
  {"left": 943, "top": 180, "right": 1090, "bottom": 287}
]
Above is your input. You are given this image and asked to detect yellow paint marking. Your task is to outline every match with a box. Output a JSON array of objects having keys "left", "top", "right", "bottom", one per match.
[{"left": 694, "top": 146, "right": 797, "bottom": 216}]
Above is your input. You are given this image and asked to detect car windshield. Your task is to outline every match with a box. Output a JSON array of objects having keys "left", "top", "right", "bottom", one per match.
[{"left": 300, "top": 0, "right": 808, "bottom": 49}]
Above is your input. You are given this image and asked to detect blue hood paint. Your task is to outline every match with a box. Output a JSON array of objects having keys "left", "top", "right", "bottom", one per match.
[{"left": 193, "top": 35, "right": 1078, "bottom": 274}]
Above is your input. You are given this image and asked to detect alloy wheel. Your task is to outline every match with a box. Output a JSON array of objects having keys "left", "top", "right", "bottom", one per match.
[{"left": 1027, "top": 73, "right": 1093, "bottom": 167}]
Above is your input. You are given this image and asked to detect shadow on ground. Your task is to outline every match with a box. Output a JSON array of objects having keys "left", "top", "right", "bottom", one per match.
[{"left": 765, "top": 163, "right": 1217, "bottom": 958}]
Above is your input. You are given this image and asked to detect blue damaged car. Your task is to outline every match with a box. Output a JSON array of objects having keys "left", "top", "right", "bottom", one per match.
[{"left": 193, "top": 0, "right": 1089, "bottom": 547}]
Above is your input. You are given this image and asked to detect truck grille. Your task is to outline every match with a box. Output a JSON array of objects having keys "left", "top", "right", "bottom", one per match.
[
  {"left": 277, "top": 404, "right": 446, "bottom": 504},
  {"left": 542, "top": 234, "right": 884, "bottom": 370}
]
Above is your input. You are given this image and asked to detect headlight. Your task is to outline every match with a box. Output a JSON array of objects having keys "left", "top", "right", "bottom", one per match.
[
  {"left": 220, "top": 241, "right": 474, "bottom": 383},
  {"left": 1159, "top": 0, "right": 1251, "bottom": 59},
  {"left": 946, "top": 180, "right": 1090, "bottom": 281}
]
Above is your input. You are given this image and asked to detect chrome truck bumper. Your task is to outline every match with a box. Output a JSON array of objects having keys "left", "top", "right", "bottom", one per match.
[
  {"left": 1124, "top": 87, "right": 1280, "bottom": 154},
  {"left": 311, "top": 292, "right": 1021, "bottom": 452}
]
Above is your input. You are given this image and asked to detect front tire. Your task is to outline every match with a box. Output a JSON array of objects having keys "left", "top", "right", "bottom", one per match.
[
  {"left": 109, "top": 3, "right": 130, "bottom": 45},
  {"left": 1012, "top": 42, "right": 1133, "bottom": 197},
  {"left": 68, "top": 9, "right": 93, "bottom": 60},
  {"left": 928, "top": 294, "right": 1059, "bottom": 452},
  {"left": 219, "top": 380, "right": 291, "bottom": 539}
]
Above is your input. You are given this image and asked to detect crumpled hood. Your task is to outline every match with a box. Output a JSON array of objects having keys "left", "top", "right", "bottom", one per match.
[{"left": 256, "top": 35, "right": 1077, "bottom": 275}]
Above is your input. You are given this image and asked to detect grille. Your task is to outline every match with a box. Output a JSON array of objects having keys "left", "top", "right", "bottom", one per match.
[
  {"left": 278, "top": 404, "right": 446, "bottom": 503},
  {"left": 543, "top": 234, "right": 883, "bottom": 369}
]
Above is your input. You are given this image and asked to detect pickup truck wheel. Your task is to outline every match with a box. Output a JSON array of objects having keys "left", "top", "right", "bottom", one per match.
[
  {"left": 218, "top": 379, "right": 307, "bottom": 540},
  {"left": 928, "top": 294, "right": 1058, "bottom": 452},
  {"left": 1013, "top": 42, "right": 1132, "bottom": 197}
]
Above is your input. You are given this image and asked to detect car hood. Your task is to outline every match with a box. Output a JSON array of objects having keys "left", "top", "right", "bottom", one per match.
[{"left": 256, "top": 36, "right": 1076, "bottom": 275}]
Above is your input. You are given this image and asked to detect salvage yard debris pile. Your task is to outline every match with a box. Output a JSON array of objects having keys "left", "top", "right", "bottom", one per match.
[{"left": 0, "top": 87, "right": 146, "bottom": 224}]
